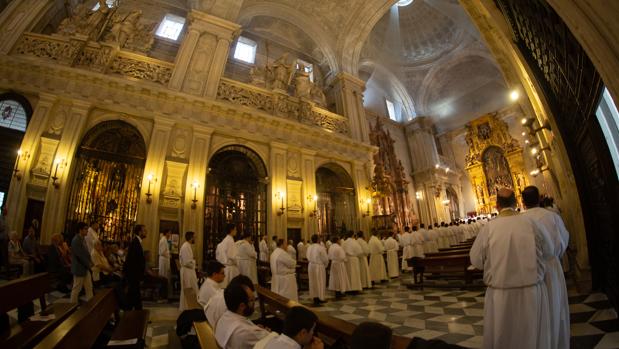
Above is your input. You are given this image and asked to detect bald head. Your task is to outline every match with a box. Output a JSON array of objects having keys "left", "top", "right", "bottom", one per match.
[{"left": 496, "top": 188, "right": 516, "bottom": 210}]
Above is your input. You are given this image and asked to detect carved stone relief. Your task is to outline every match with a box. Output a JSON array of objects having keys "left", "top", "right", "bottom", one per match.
[
  {"left": 161, "top": 160, "right": 188, "bottom": 209},
  {"left": 287, "top": 151, "right": 301, "bottom": 178}
]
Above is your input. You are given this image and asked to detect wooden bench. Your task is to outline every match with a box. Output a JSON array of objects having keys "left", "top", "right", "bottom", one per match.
[
  {"left": 255, "top": 285, "right": 411, "bottom": 349},
  {"left": 257, "top": 260, "right": 271, "bottom": 287},
  {"left": 408, "top": 254, "right": 481, "bottom": 289},
  {"left": 182, "top": 288, "right": 222, "bottom": 349},
  {"left": 35, "top": 288, "right": 149, "bottom": 349},
  {"left": 0, "top": 273, "right": 77, "bottom": 348}
]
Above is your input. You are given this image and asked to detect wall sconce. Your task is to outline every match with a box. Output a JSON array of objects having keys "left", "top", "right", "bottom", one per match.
[
  {"left": 532, "top": 121, "right": 552, "bottom": 134},
  {"left": 145, "top": 173, "right": 156, "bottom": 203},
  {"left": 362, "top": 198, "right": 372, "bottom": 217},
  {"left": 191, "top": 180, "right": 199, "bottom": 209},
  {"left": 521, "top": 117, "right": 535, "bottom": 127},
  {"left": 13, "top": 149, "right": 29, "bottom": 181},
  {"left": 415, "top": 191, "right": 423, "bottom": 200},
  {"left": 51, "top": 158, "right": 65, "bottom": 189},
  {"left": 307, "top": 195, "right": 318, "bottom": 217},
  {"left": 530, "top": 145, "right": 550, "bottom": 156},
  {"left": 530, "top": 166, "right": 550, "bottom": 177},
  {"left": 442, "top": 199, "right": 451, "bottom": 206},
  {"left": 275, "top": 191, "right": 285, "bottom": 216}
]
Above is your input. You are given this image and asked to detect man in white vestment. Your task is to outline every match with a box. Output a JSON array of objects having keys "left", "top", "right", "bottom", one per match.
[
  {"left": 237, "top": 232, "right": 259, "bottom": 284},
  {"left": 205, "top": 275, "right": 253, "bottom": 330},
  {"left": 342, "top": 231, "right": 363, "bottom": 292},
  {"left": 355, "top": 231, "right": 372, "bottom": 289},
  {"left": 216, "top": 223, "right": 240, "bottom": 287},
  {"left": 262, "top": 306, "right": 323, "bottom": 349},
  {"left": 259, "top": 235, "right": 269, "bottom": 263},
  {"left": 384, "top": 232, "right": 399, "bottom": 278},
  {"left": 158, "top": 229, "right": 171, "bottom": 281},
  {"left": 523, "top": 186, "right": 570, "bottom": 349},
  {"left": 298, "top": 240, "right": 308, "bottom": 261},
  {"left": 215, "top": 281, "right": 270, "bottom": 349},
  {"left": 270, "top": 239, "right": 298, "bottom": 301},
  {"left": 400, "top": 226, "right": 413, "bottom": 271},
  {"left": 287, "top": 240, "right": 297, "bottom": 261},
  {"left": 368, "top": 230, "right": 387, "bottom": 282},
  {"left": 411, "top": 226, "right": 425, "bottom": 258},
  {"left": 198, "top": 260, "right": 225, "bottom": 307},
  {"left": 85, "top": 221, "right": 100, "bottom": 254},
  {"left": 269, "top": 236, "right": 278, "bottom": 256},
  {"left": 470, "top": 188, "right": 554, "bottom": 349},
  {"left": 179, "top": 231, "right": 199, "bottom": 311},
  {"left": 328, "top": 236, "right": 349, "bottom": 298},
  {"left": 306, "top": 234, "right": 328, "bottom": 306}
]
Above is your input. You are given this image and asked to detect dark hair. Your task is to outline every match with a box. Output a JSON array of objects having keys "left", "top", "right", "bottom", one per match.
[
  {"left": 311, "top": 234, "right": 319, "bottom": 243},
  {"left": 522, "top": 186, "right": 540, "bottom": 208},
  {"left": 330, "top": 236, "right": 339, "bottom": 243},
  {"left": 496, "top": 190, "right": 517, "bottom": 209},
  {"left": 404, "top": 226, "right": 410, "bottom": 232},
  {"left": 185, "top": 231, "right": 195, "bottom": 241},
  {"left": 242, "top": 232, "right": 252, "bottom": 240},
  {"left": 229, "top": 274, "right": 255, "bottom": 291},
  {"left": 277, "top": 238, "right": 285, "bottom": 247},
  {"left": 412, "top": 226, "right": 418, "bottom": 231},
  {"left": 420, "top": 223, "right": 425, "bottom": 228},
  {"left": 206, "top": 260, "right": 224, "bottom": 277},
  {"left": 133, "top": 224, "right": 144, "bottom": 235},
  {"left": 283, "top": 306, "right": 318, "bottom": 338},
  {"left": 356, "top": 231, "right": 364, "bottom": 239},
  {"left": 226, "top": 223, "right": 236, "bottom": 235},
  {"left": 77, "top": 222, "right": 88, "bottom": 231},
  {"left": 272, "top": 235, "right": 278, "bottom": 241},
  {"left": 351, "top": 322, "right": 392, "bottom": 349},
  {"left": 224, "top": 282, "right": 250, "bottom": 312}
]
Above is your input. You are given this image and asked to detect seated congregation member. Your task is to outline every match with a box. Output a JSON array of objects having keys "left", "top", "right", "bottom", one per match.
[
  {"left": 237, "top": 232, "right": 259, "bottom": 284},
  {"left": 22, "top": 226, "right": 44, "bottom": 272},
  {"left": 263, "top": 306, "right": 323, "bottom": 349},
  {"left": 107, "top": 243, "right": 124, "bottom": 271},
  {"left": 198, "top": 260, "right": 225, "bottom": 307},
  {"left": 350, "top": 322, "right": 392, "bottom": 349},
  {"left": 143, "top": 250, "right": 169, "bottom": 301},
  {"left": 327, "top": 236, "right": 349, "bottom": 299},
  {"left": 91, "top": 240, "right": 120, "bottom": 286},
  {"left": 270, "top": 238, "right": 298, "bottom": 301},
  {"left": 215, "top": 279, "right": 270, "bottom": 349},
  {"left": 48, "top": 233, "right": 72, "bottom": 293},
  {"left": 206, "top": 274, "right": 254, "bottom": 330}
]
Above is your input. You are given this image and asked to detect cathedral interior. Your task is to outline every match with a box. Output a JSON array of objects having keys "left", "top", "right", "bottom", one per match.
[{"left": 1, "top": 0, "right": 618, "bottom": 347}]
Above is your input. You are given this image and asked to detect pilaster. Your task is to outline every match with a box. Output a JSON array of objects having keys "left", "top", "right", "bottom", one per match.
[
  {"left": 269, "top": 142, "right": 288, "bottom": 239},
  {"left": 332, "top": 72, "right": 369, "bottom": 143},
  {"left": 300, "top": 149, "right": 317, "bottom": 240},
  {"left": 0, "top": 0, "right": 52, "bottom": 54}
]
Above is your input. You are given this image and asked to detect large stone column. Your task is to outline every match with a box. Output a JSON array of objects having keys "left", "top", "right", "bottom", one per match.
[
  {"left": 300, "top": 149, "right": 317, "bottom": 240},
  {"left": 269, "top": 142, "right": 288, "bottom": 239},
  {"left": 352, "top": 160, "right": 372, "bottom": 234},
  {"left": 332, "top": 72, "right": 370, "bottom": 143}
]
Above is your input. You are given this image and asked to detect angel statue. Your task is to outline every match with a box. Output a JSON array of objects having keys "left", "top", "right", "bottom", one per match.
[
  {"left": 269, "top": 53, "right": 294, "bottom": 91},
  {"left": 107, "top": 10, "right": 142, "bottom": 48}
]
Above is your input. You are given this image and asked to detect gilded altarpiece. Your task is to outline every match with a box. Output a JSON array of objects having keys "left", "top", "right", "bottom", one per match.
[{"left": 464, "top": 114, "right": 528, "bottom": 213}]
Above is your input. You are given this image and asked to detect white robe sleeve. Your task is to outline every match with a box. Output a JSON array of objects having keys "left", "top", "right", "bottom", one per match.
[{"left": 469, "top": 225, "right": 489, "bottom": 270}]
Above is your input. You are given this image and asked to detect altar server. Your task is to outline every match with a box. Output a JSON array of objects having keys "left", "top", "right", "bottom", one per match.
[
  {"left": 328, "top": 236, "right": 349, "bottom": 298},
  {"left": 306, "top": 234, "right": 328, "bottom": 306},
  {"left": 237, "top": 232, "right": 258, "bottom": 284},
  {"left": 368, "top": 230, "right": 387, "bottom": 282},
  {"left": 270, "top": 238, "right": 298, "bottom": 301},
  {"left": 216, "top": 223, "right": 240, "bottom": 287},
  {"left": 384, "top": 232, "right": 399, "bottom": 278},
  {"left": 342, "top": 231, "right": 363, "bottom": 292}
]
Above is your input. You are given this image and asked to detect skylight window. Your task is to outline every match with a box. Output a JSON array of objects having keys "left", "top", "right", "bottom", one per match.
[
  {"left": 92, "top": 0, "right": 116, "bottom": 11},
  {"left": 155, "top": 14, "right": 186, "bottom": 41},
  {"left": 234, "top": 36, "right": 257, "bottom": 64},
  {"left": 386, "top": 99, "right": 397, "bottom": 121},
  {"left": 397, "top": 0, "right": 414, "bottom": 7},
  {"left": 296, "top": 59, "right": 314, "bottom": 82}
]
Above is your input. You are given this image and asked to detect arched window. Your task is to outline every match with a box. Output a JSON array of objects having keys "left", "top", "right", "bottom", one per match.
[{"left": 0, "top": 99, "right": 28, "bottom": 132}]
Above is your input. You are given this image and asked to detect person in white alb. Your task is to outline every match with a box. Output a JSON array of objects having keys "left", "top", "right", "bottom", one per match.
[
  {"left": 287, "top": 240, "right": 297, "bottom": 261},
  {"left": 522, "top": 186, "right": 570, "bottom": 349},
  {"left": 342, "top": 231, "right": 363, "bottom": 292},
  {"left": 261, "top": 306, "right": 323, "bottom": 349},
  {"left": 198, "top": 260, "right": 225, "bottom": 307},
  {"left": 259, "top": 235, "right": 269, "bottom": 263},
  {"left": 269, "top": 236, "right": 278, "bottom": 256},
  {"left": 400, "top": 226, "right": 413, "bottom": 271},
  {"left": 158, "top": 229, "right": 171, "bottom": 281},
  {"left": 470, "top": 188, "right": 554, "bottom": 349},
  {"left": 179, "top": 231, "right": 199, "bottom": 311},
  {"left": 384, "top": 232, "right": 399, "bottom": 278},
  {"left": 237, "top": 232, "right": 258, "bottom": 284},
  {"left": 270, "top": 239, "right": 298, "bottom": 301},
  {"left": 215, "top": 281, "right": 270, "bottom": 349},
  {"left": 411, "top": 226, "right": 425, "bottom": 259},
  {"left": 306, "top": 234, "right": 328, "bottom": 306},
  {"left": 328, "top": 236, "right": 349, "bottom": 299},
  {"left": 85, "top": 221, "right": 100, "bottom": 254},
  {"left": 368, "top": 230, "right": 387, "bottom": 283},
  {"left": 297, "top": 240, "right": 307, "bottom": 261},
  {"left": 355, "top": 231, "right": 372, "bottom": 289},
  {"left": 216, "top": 223, "right": 240, "bottom": 287},
  {"left": 205, "top": 274, "right": 253, "bottom": 331}
]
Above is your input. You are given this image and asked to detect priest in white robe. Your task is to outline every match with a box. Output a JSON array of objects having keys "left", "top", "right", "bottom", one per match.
[
  {"left": 400, "top": 227, "right": 414, "bottom": 271},
  {"left": 259, "top": 235, "right": 269, "bottom": 263},
  {"left": 237, "top": 233, "right": 258, "bottom": 284},
  {"left": 270, "top": 239, "right": 298, "bottom": 301},
  {"left": 286, "top": 240, "right": 297, "bottom": 261},
  {"left": 470, "top": 188, "right": 554, "bottom": 349},
  {"left": 342, "top": 232, "right": 363, "bottom": 292},
  {"left": 356, "top": 232, "right": 372, "bottom": 289},
  {"left": 523, "top": 186, "right": 570, "bottom": 349},
  {"left": 306, "top": 234, "right": 328, "bottom": 306},
  {"left": 368, "top": 231, "right": 387, "bottom": 282},
  {"left": 328, "top": 236, "right": 349, "bottom": 298},
  {"left": 198, "top": 260, "right": 225, "bottom": 307},
  {"left": 411, "top": 226, "right": 425, "bottom": 258},
  {"left": 216, "top": 224, "right": 240, "bottom": 287},
  {"left": 384, "top": 232, "right": 399, "bottom": 278},
  {"left": 158, "top": 230, "right": 171, "bottom": 280},
  {"left": 179, "top": 231, "right": 199, "bottom": 311},
  {"left": 297, "top": 240, "right": 307, "bottom": 260}
]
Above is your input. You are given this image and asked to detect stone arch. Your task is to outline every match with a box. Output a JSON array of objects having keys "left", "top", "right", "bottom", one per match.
[
  {"left": 315, "top": 162, "right": 357, "bottom": 235},
  {"left": 359, "top": 58, "right": 416, "bottom": 118}
]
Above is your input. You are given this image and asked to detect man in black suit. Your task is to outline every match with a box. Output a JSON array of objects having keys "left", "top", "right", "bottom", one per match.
[{"left": 125, "top": 224, "right": 147, "bottom": 310}]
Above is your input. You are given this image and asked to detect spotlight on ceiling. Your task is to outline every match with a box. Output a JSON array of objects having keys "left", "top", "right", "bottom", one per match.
[
  {"left": 510, "top": 90, "right": 520, "bottom": 101},
  {"left": 397, "top": 0, "right": 414, "bottom": 7}
]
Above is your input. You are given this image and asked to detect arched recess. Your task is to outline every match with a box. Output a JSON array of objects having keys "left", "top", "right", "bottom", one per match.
[
  {"left": 0, "top": 92, "right": 32, "bottom": 207},
  {"left": 203, "top": 145, "right": 268, "bottom": 262},
  {"left": 445, "top": 186, "right": 460, "bottom": 222},
  {"left": 481, "top": 145, "right": 513, "bottom": 197},
  {"left": 315, "top": 162, "right": 357, "bottom": 236},
  {"left": 65, "top": 120, "right": 146, "bottom": 241},
  {"left": 359, "top": 59, "right": 416, "bottom": 119}
]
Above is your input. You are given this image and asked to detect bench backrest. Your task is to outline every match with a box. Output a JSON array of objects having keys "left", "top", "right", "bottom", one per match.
[
  {"left": 183, "top": 287, "right": 202, "bottom": 310},
  {"left": 194, "top": 321, "right": 220, "bottom": 349},
  {"left": 34, "top": 288, "right": 118, "bottom": 349},
  {"left": 0, "top": 273, "right": 51, "bottom": 313}
]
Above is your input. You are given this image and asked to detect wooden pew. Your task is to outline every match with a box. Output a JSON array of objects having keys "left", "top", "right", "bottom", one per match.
[
  {"left": 35, "top": 288, "right": 149, "bottom": 349},
  {"left": 255, "top": 285, "right": 411, "bottom": 349},
  {"left": 257, "top": 260, "right": 271, "bottom": 287},
  {"left": 0, "top": 273, "right": 77, "bottom": 348},
  {"left": 182, "top": 288, "right": 221, "bottom": 349},
  {"left": 408, "top": 254, "right": 481, "bottom": 289}
]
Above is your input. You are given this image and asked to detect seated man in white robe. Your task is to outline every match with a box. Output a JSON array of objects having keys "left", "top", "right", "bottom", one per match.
[
  {"left": 263, "top": 306, "right": 323, "bottom": 349},
  {"left": 237, "top": 232, "right": 258, "bottom": 284},
  {"left": 306, "top": 234, "right": 328, "bottom": 306},
  {"left": 198, "top": 260, "right": 225, "bottom": 307},
  {"left": 384, "top": 232, "right": 399, "bottom": 278},
  {"left": 216, "top": 224, "right": 240, "bottom": 287},
  {"left": 368, "top": 230, "right": 387, "bottom": 283},
  {"left": 179, "top": 231, "right": 198, "bottom": 311},
  {"left": 355, "top": 231, "right": 372, "bottom": 289},
  {"left": 523, "top": 185, "right": 570, "bottom": 349},
  {"left": 470, "top": 188, "right": 554, "bottom": 349},
  {"left": 270, "top": 239, "right": 298, "bottom": 301},
  {"left": 215, "top": 280, "right": 270, "bottom": 349},
  {"left": 206, "top": 274, "right": 255, "bottom": 330},
  {"left": 342, "top": 231, "right": 363, "bottom": 292},
  {"left": 259, "top": 235, "right": 269, "bottom": 263},
  {"left": 328, "top": 236, "right": 350, "bottom": 299}
]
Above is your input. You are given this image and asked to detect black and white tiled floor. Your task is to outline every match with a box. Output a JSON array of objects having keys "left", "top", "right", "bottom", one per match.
[{"left": 5, "top": 278, "right": 619, "bottom": 348}]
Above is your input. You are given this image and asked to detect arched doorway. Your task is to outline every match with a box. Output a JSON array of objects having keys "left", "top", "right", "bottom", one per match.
[
  {"left": 315, "top": 163, "right": 357, "bottom": 236},
  {"left": 203, "top": 145, "right": 267, "bottom": 262},
  {"left": 445, "top": 187, "right": 460, "bottom": 222},
  {"left": 0, "top": 92, "right": 32, "bottom": 208},
  {"left": 65, "top": 120, "right": 146, "bottom": 241}
]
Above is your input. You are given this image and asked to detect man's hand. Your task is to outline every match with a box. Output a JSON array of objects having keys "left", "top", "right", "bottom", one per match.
[{"left": 305, "top": 336, "right": 323, "bottom": 349}]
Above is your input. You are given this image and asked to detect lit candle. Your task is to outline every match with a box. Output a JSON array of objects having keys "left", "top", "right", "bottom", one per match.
[
  {"left": 146, "top": 173, "right": 153, "bottom": 193},
  {"left": 14, "top": 149, "right": 22, "bottom": 174},
  {"left": 53, "top": 158, "right": 61, "bottom": 178},
  {"left": 192, "top": 181, "right": 199, "bottom": 201}
]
